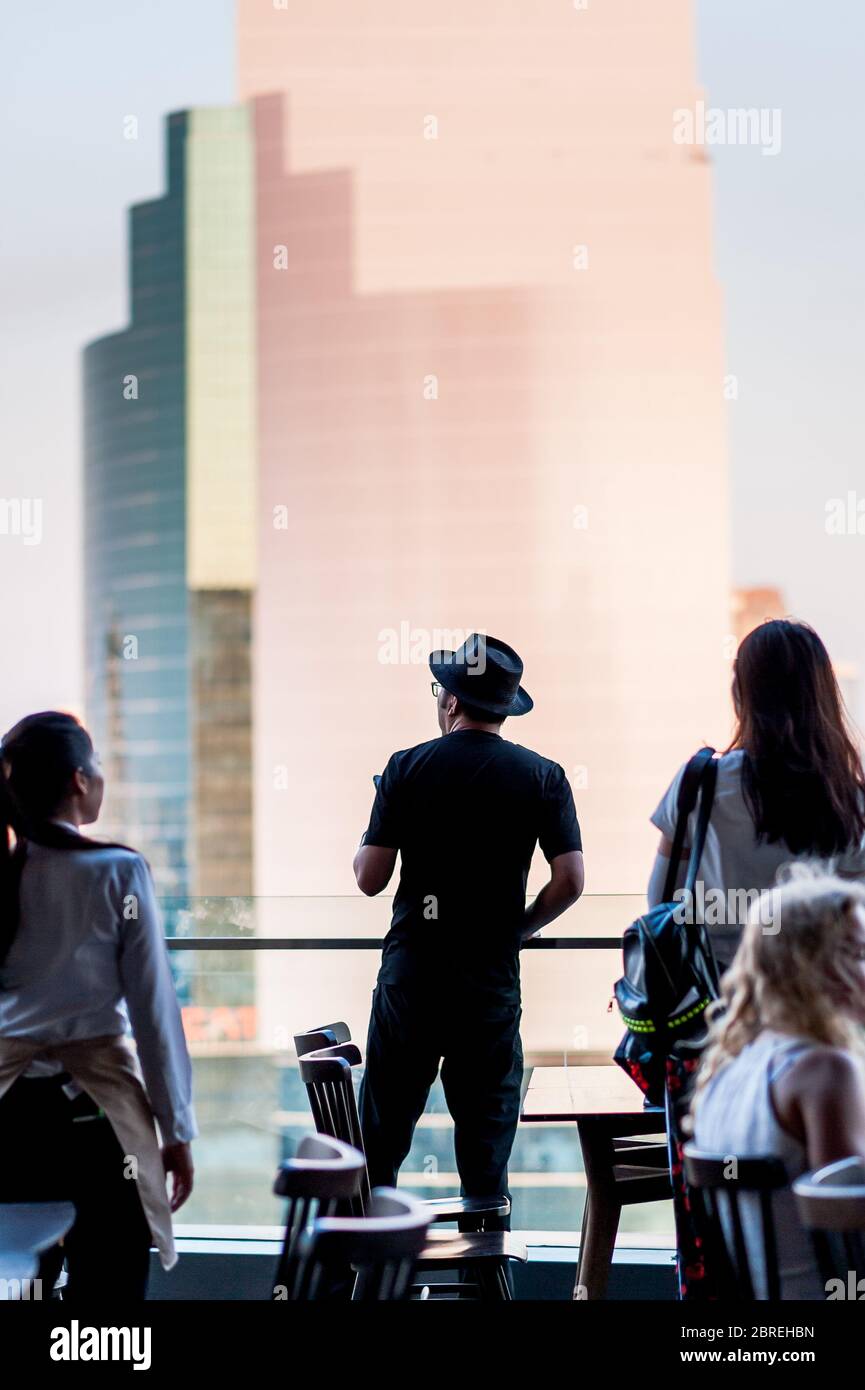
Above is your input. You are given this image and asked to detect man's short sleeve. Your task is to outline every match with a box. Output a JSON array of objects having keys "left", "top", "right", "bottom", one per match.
[
  {"left": 363, "top": 753, "right": 402, "bottom": 849},
  {"left": 650, "top": 761, "right": 688, "bottom": 840},
  {"left": 538, "top": 764, "right": 582, "bottom": 862}
]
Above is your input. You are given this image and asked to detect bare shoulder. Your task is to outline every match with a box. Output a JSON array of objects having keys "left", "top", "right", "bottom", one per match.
[
  {"left": 785, "top": 1045, "right": 865, "bottom": 1093},
  {"left": 775, "top": 1044, "right": 865, "bottom": 1164},
  {"left": 771, "top": 1045, "right": 864, "bottom": 1140}
]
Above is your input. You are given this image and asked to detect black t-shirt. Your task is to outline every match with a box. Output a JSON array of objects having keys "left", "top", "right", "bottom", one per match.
[{"left": 363, "top": 729, "right": 582, "bottom": 998}]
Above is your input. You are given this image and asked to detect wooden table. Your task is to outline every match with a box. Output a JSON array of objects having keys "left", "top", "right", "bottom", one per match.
[{"left": 521, "top": 1065, "right": 670, "bottom": 1299}]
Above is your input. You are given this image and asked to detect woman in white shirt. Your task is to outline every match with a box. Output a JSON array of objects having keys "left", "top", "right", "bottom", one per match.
[
  {"left": 649, "top": 619, "right": 865, "bottom": 969},
  {"left": 691, "top": 866, "right": 865, "bottom": 1299},
  {"left": 0, "top": 710, "right": 196, "bottom": 1300}
]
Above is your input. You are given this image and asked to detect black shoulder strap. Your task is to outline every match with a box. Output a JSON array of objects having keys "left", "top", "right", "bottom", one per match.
[
  {"left": 662, "top": 747, "right": 717, "bottom": 903},
  {"left": 684, "top": 753, "right": 717, "bottom": 897}
]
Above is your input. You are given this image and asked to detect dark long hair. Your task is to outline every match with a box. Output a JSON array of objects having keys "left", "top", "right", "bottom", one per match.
[
  {"left": 0, "top": 711, "right": 128, "bottom": 965},
  {"left": 729, "top": 621, "right": 865, "bottom": 855}
]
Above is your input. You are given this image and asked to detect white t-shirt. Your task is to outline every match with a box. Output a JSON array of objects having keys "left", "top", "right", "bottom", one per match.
[
  {"left": 651, "top": 749, "right": 865, "bottom": 968},
  {"left": 0, "top": 841, "right": 197, "bottom": 1144}
]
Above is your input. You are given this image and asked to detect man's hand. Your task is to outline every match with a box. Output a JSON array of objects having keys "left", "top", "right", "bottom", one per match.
[
  {"left": 162, "top": 1141, "right": 194, "bottom": 1212},
  {"left": 353, "top": 844, "right": 398, "bottom": 895},
  {"left": 522, "top": 850, "right": 584, "bottom": 941}
]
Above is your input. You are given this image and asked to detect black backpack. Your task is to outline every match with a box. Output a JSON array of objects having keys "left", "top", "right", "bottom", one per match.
[{"left": 613, "top": 747, "right": 721, "bottom": 1106}]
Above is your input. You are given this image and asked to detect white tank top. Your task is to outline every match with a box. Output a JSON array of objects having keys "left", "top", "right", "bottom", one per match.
[{"left": 693, "top": 1030, "right": 824, "bottom": 1300}]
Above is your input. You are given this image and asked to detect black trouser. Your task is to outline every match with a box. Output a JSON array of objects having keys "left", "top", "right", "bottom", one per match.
[
  {"left": 0, "top": 1074, "right": 153, "bottom": 1301},
  {"left": 359, "top": 981, "right": 523, "bottom": 1231}
]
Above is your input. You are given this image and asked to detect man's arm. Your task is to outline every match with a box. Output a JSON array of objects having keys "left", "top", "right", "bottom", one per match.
[
  {"left": 522, "top": 850, "right": 584, "bottom": 941},
  {"left": 354, "top": 753, "right": 401, "bottom": 894},
  {"left": 353, "top": 843, "right": 398, "bottom": 896}
]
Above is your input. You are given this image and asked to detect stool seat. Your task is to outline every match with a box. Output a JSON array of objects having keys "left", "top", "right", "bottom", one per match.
[
  {"left": 417, "top": 1229, "right": 528, "bottom": 1266},
  {"left": 0, "top": 1202, "right": 76, "bottom": 1288}
]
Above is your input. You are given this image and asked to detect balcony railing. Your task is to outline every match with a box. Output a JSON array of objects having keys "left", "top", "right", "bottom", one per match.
[{"left": 157, "top": 894, "right": 673, "bottom": 1246}]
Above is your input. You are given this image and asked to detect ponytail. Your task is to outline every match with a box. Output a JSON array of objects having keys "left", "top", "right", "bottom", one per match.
[
  {"left": 0, "top": 771, "right": 27, "bottom": 965},
  {"left": 0, "top": 711, "right": 134, "bottom": 967},
  {"left": 0, "top": 756, "right": 19, "bottom": 866}
]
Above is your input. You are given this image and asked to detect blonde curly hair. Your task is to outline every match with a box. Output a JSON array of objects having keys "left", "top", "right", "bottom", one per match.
[{"left": 692, "top": 862, "right": 865, "bottom": 1111}]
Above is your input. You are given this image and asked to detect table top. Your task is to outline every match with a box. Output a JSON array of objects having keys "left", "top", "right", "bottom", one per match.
[{"left": 521, "top": 1064, "right": 664, "bottom": 1122}]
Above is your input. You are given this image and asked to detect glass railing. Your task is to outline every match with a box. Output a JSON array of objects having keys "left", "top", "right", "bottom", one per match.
[{"left": 159, "top": 895, "right": 673, "bottom": 1244}]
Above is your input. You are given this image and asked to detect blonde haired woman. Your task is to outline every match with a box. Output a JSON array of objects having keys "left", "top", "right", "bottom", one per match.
[{"left": 690, "top": 865, "right": 865, "bottom": 1299}]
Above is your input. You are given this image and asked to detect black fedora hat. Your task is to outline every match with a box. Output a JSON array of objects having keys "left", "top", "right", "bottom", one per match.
[{"left": 429, "top": 633, "right": 533, "bottom": 717}]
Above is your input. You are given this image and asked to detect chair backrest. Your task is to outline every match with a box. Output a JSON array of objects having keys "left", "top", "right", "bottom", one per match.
[
  {"left": 682, "top": 1145, "right": 788, "bottom": 1300},
  {"left": 794, "top": 1157, "right": 865, "bottom": 1291},
  {"left": 298, "top": 1045, "right": 371, "bottom": 1213},
  {"left": 296, "top": 1189, "right": 430, "bottom": 1301},
  {"left": 271, "top": 1133, "right": 365, "bottom": 1300},
  {"left": 294, "top": 1022, "right": 352, "bottom": 1058}
]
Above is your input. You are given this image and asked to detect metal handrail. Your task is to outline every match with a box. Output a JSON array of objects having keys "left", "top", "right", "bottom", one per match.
[{"left": 165, "top": 936, "right": 621, "bottom": 950}]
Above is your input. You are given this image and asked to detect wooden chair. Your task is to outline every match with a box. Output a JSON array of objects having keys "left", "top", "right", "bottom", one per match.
[
  {"left": 293, "top": 1022, "right": 510, "bottom": 1229},
  {"left": 298, "top": 1044, "right": 527, "bottom": 1298},
  {"left": 293, "top": 1022, "right": 352, "bottom": 1056},
  {"left": 272, "top": 1133, "right": 366, "bottom": 1299},
  {"left": 0, "top": 1202, "right": 76, "bottom": 1298},
  {"left": 297, "top": 1189, "right": 431, "bottom": 1301},
  {"left": 794, "top": 1156, "right": 865, "bottom": 1293},
  {"left": 682, "top": 1145, "right": 788, "bottom": 1300}
]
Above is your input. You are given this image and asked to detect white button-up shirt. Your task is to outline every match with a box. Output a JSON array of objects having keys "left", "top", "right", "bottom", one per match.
[{"left": 0, "top": 835, "right": 197, "bottom": 1145}]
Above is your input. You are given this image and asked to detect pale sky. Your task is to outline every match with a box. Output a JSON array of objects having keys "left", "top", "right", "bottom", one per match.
[
  {"left": 0, "top": 0, "right": 235, "bottom": 728},
  {"left": 1, "top": 0, "right": 863, "bottom": 732},
  {"left": 695, "top": 0, "right": 865, "bottom": 728}
]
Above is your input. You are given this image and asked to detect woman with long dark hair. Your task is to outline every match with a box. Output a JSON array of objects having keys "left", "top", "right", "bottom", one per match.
[
  {"left": 649, "top": 619, "right": 865, "bottom": 967},
  {"left": 0, "top": 711, "right": 196, "bottom": 1300}
]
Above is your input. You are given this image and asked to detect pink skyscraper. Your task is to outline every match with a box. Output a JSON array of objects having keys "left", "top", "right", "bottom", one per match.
[{"left": 238, "top": 0, "right": 732, "bottom": 912}]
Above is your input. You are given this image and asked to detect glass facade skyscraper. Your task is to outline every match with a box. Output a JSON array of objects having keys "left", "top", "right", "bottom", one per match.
[
  {"left": 84, "top": 113, "right": 190, "bottom": 902},
  {"left": 83, "top": 108, "right": 256, "bottom": 912}
]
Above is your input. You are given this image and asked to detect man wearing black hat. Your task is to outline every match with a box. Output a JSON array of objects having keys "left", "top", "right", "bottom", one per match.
[{"left": 353, "top": 633, "right": 584, "bottom": 1226}]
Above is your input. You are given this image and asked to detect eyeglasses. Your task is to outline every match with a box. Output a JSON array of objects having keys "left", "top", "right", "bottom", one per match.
[{"left": 431, "top": 681, "right": 442, "bottom": 698}]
